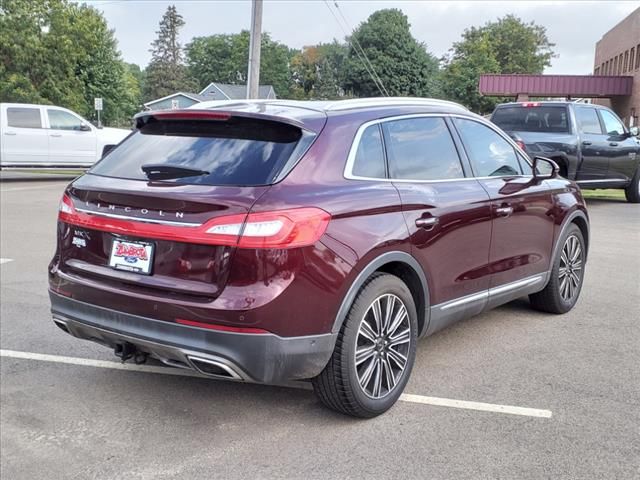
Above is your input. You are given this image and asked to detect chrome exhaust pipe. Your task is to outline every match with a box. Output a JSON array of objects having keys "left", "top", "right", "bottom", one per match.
[{"left": 187, "top": 356, "right": 244, "bottom": 381}]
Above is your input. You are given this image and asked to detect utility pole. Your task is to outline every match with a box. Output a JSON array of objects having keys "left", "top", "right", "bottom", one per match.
[{"left": 246, "top": 0, "right": 263, "bottom": 99}]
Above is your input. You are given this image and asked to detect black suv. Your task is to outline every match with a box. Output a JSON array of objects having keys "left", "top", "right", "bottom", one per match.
[{"left": 491, "top": 101, "right": 640, "bottom": 202}]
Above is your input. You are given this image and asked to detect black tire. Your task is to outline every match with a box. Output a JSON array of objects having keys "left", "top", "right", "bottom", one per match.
[
  {"left": 530, "top": 224, "right": 586, "bottom": 314},
  {"left": 624, "top": 167, "right": 640, "bottom": 203},
  {"left": 312, "top": 273, "right": 418, "bottom": 418}
]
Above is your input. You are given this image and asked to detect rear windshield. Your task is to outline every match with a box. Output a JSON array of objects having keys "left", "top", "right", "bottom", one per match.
[
  {"left": 90, "top": 116, "right": 312, "bottom": 186},
  {"left": 492, "top": 106, "right": 570, "bottom": 133}
]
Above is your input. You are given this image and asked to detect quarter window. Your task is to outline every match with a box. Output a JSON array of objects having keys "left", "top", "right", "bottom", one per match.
[
  {"left": 599, "top": 110, "right": 625, "bottom": 136},
  {"left": 48, "top": 109, "right": 84, "bottom": 130},
  {"left": 352, "top": 124, "right": 386, "bottom": 178},
  {"left": 575, "top": 107, "right": 602, "bottom": 134},
  {"left": 453, "top": 118, "right": 522, "bottom": 177},
  {"left": 7, "top": 108, "right": 42, "bottom": 128},
  {"left": 382, "top": 117, "right": 464, "bottom": 181}
]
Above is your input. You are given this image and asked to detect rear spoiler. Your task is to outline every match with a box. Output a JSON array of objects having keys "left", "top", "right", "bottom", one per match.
[{"left": 134, "top": 109, "right": 307, "bottom": 130}]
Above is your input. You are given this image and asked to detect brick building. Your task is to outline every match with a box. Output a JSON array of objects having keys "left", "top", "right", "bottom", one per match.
[{"left": 593, "top": 7, "right": 640, "bottom": 127}]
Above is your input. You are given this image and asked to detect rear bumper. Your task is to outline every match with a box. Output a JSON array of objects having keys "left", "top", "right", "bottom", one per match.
[{"left": 49, "top": 291, "right": 337, "bottom": 384}]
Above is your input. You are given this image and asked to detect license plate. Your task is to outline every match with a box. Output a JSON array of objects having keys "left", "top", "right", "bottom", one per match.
[{"left": 109, "top": 239, "right": 154, "bottom": 275}]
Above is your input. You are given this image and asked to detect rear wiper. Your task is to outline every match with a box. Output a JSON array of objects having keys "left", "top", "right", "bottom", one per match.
[{"left": 141, "top": 164, "right": 209, "bottom": 180}]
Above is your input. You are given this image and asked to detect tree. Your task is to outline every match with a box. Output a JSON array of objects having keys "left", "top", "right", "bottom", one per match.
[
  {"left": 186, "top": 31, "right": 292, "bottom": 97},
  {"left": 343, "top": 9, "right": 440, "bottom": 98},
  {"left": 442, "top": 15, "right": 555, "bottom": 113},
  {"left": 0, "top": 0, "right": 141, "bottom": 126},
  {"left": 144, "top": 5, "right": 195, "bottom": 101},
  {"left": 289, "top": 41, "right": 349, "bottom": 99}
]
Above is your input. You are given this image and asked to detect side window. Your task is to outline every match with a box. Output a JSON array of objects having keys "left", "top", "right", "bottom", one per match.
[
  {"left": 453, "top": 118, "right": 522, "bottom": 177},
  {"left": 7, "top": 108, "right": 42, "bottom": 128},
  {"left": 352, "top": 124, "right": 386, "bottom": 178},
  {"left": 383, "top": 117, "right": 464, "bottom": 181},
  {"left": 47, "top": 109, "right": 84, "bottom": 130},
  {"left": 575, "top": 107, "right": 603, "bottom": 134},
  {"left": 599, "top": 110, "right": 625, "bottom": 136}
]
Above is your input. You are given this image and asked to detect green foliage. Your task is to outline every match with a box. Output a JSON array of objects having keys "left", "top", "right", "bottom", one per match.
[
  {"left": 443, "top": 14, "right": 556, "bottom": 113},
  {"left": 186, "top": 31, "right": 292, "bottom": 97},
  {"left": 343, "top": 9, "right": 441, "bottom": 98},
  {"left": 289, "top": 41, "right": 349, "bottom": 100},
  {"left": 143, "top": 5, "right": 196, "bottom": 101},
  {"left": 0, "top": 0, "right": 141, "bottom": 126}
]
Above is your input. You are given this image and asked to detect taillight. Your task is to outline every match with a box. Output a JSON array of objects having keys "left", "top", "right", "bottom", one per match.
[
  {"left": 515, "top": 140, "right": 527, "bottom": 152},
  {"left": 522, "top": 102, "right": 540, "bottom": 108},
  {"left": 57, "top": 194, "right": 330, "bottom": 249}
]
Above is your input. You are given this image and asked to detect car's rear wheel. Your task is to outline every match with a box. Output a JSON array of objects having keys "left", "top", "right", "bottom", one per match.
[
  {"left": 312, "top": 273, "right": 418, "bottom": 418},
  {"left": 624, "top": 167, "right": 640, "bottom": 203},
  {"left": 529, "top": 223, "right": 585, "bottom": 314}
]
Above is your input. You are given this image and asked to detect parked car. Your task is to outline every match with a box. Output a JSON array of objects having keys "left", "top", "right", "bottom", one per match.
[
  {"left": 49, "top": 98, "right": 590, "bottom": 417},
  {"left": 490, "top": 101, "right": 640, "bottom": 202},
  {"left": 0, "top": 103, "right": 130, "bottom": 168}
]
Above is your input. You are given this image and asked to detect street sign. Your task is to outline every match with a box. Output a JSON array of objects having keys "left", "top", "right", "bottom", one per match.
[{"left": 94, "top": 98, "right": 103, "bottom": 111}]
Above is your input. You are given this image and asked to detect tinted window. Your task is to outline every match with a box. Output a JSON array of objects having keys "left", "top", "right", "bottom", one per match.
[
  {"left": 492, "top": 106, "right": 569, "bottom": 133},
  {"left": 48, "top": 109, "right": 84, "bottom": 130},
  {"left": 7, "top": 108, "right": 41, "bottom": 128},
  {"left": 90, "top": 117, "right": 309, "bottom": 186},
  {"left": 454, "top": 118, "right": 522, "bottom": 177},
  {"left": 599, "top": 110, "right": 625, "bottom": 136},
  {"left": 352, "top": 124, "right": 385, "bottom": 178},
  {"left": 383, "top": 117, "right": 463, "bottom": 181},
  {"left": 575, "top": 107, "right": 602, "bottom": 134}
]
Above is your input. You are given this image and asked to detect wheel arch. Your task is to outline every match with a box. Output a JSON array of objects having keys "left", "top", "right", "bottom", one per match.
[
  {"left": 552, "top": 209, "right": 590, "bottom": 266},
  {"left": 332, "top": 251, "right": 431, "bottom": 338}
]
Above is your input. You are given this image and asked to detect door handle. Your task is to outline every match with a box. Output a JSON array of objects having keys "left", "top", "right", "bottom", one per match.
[
  {"left": 495, "top": 205, "right": 514, "bottom": 217},
  {"left": 50, "top": 133, "right": 62, "bottom": 137},
  {"left": 582, "top": 141, "right": 592, "bottom": 146},
  {"left": 609, "top": 142, "right": 618, "bottom": 147},
  {"left": 415, "top": 217, "right": 438, "bottom": 230},
  {"left": 4, "top": 131, "right": 17, "bottom": 136}
]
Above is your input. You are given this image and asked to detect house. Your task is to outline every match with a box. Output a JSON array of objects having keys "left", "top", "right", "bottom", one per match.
[{"left": 143, "top": 83, "right": 277, "bottom": 110}]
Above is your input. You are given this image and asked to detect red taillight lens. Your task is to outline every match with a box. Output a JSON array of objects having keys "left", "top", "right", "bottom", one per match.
[
  {"left": 522, "top": 102, "right": 540, "bottom": 108},
  {"left": 58, "top": 196, "right": 331, "bottom": 249},
  {"left": 515, "top": 140, "right": 527, "bottom": 152}
]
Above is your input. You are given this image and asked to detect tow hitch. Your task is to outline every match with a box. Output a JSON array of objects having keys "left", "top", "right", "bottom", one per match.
[{"left": 114, "top": 342, "right": 148, "bottom": 364}]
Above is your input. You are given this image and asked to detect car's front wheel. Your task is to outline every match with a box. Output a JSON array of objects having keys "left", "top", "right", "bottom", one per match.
[
  {"left": 530, "top": 223, "right": 586, "bottom": 314},
  {"left": 312, "top": 273, "right": 418, "bottom": 418},
  {"left": 624, "top": 167, "right": 640, "bottom": 203}
]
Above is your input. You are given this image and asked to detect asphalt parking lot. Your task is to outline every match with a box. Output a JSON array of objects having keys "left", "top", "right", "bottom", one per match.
[{"left": 1, "top": 179, "right": 639, "bottom": 480}]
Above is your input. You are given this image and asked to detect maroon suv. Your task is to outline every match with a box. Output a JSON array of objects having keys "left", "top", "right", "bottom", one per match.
[{"left": 49, "top": 98, "right": 589, "bottom": 417}]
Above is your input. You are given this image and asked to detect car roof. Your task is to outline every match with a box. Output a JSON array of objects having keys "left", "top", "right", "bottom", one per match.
[{"left": 190, "top": 97, "right": 472, "bottom": 132}]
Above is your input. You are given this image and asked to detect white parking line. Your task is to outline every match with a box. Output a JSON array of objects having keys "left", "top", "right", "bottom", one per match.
[
  {"left": 0, "top": 258, "right": 14, "bottom": 265},
  {"left": 0, "top": 349, "right": 553, "bottom": 418}
]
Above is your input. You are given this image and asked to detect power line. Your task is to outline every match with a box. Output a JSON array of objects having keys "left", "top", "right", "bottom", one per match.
[
  {"left": 323, "top": 0, "right": 388, "bottom": 97},
  {"left": 332, "top": 1, "right": 389, "bottom": 97}
]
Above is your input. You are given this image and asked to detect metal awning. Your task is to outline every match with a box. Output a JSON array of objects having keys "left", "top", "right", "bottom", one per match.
[{"left": 479, "top": 74, "right": 633, "bottom": 98}]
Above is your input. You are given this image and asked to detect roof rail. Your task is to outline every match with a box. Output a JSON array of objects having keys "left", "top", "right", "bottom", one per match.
[{"left": 323, "top": 97, "right": 467, "bottom": 112}]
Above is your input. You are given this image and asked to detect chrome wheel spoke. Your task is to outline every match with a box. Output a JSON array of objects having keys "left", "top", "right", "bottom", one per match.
[
  {"left": 389, "top": 328, "right": 410, "bottom": 347},
  {"left": 382, "top": 295, "right": 395, "bottom": 333},
  {"left": 372, "top": 359, "right": 383, "bottom": 397},
  {"left": 359, "top": 321, "right": 377, "bottom": 343},
  {"left": 387, "top": 347, "right": 407, "bottom": 370},
  {"left": 359, "top": 356, "right": 377, "bottom": 389},
  {"left": 386, "top": 305, "right": 407, "bottom": 337},
  {"left": 383, "top": 358, "right": 396, "bottom": 391},
  {"left": 355, "top": 345, "right": 376, "bottom": 366},
  {"left": 371, "top": 299, "right": 383, "bottom": 335}
]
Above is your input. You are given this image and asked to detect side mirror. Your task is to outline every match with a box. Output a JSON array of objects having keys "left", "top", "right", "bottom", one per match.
[
  {"left": 79, "top": 122, "right": 92, "bottom": 132},
  {"left": 533, "top": 156, "right": 559, "bottom": 180},
  {"left": 629, "top": 126, "right": 639, "bottom": 137}
]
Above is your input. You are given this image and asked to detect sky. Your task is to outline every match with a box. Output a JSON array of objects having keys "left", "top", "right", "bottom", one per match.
[{"left": 89, "top": 0, "right": 638, "bottom": 75}]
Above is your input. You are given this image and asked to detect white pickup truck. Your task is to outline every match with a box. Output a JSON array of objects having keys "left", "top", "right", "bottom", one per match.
[{"left": 0, "top": 103, "right": 131, "bottom": 168}]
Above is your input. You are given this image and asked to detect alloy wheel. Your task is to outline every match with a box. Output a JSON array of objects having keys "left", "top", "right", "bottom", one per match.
[
  {"left": 558, "top": 234, "right": 583, "bottom": 302},
  {"left": 354, "top": 294, "right": 411, "bottom": 399}
]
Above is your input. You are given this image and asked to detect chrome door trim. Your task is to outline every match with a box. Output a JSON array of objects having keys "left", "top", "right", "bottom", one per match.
[{"left": 75, "top": 208, "right": 202, "bottom": 227}]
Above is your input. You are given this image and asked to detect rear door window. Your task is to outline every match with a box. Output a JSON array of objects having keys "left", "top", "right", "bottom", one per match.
[
  {"left": 382, "top": 117, "right": 464, "bottom": 181},
  {"left": 351, "top": 124, "right": 386, "bottom": 179},
  {"left": 575, "top": 107, "right": 603, "bottom": 134},
  {"left": 453, "top": 118, "right": 523, "bottom": 177},
  {"left": 492, "top": 106, "right": 569, "bottom": 133},
  {"left": 7, "top": 107, "right": 42, "bottom": 128},
  {"left": 90, "top": 116, "right": 312, "bottom": 186}
]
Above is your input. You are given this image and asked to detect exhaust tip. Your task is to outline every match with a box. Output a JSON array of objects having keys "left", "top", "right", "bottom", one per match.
[
  {"left": 53, "top": 318, "right": 70, "bottom": 334},
  {"left": 188, "top": 356, "right": 243, "bottom": 381}
]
